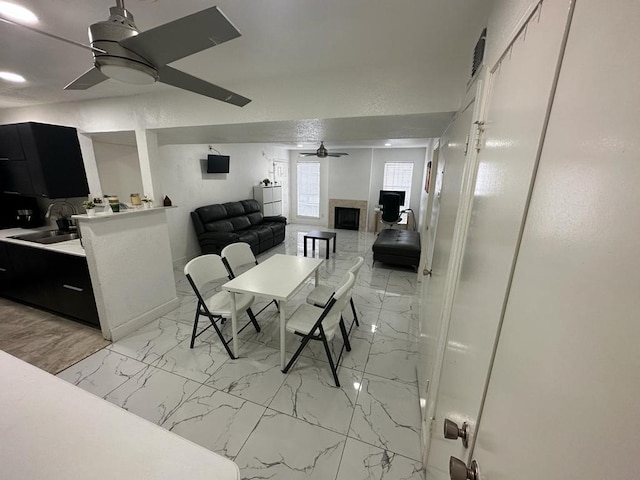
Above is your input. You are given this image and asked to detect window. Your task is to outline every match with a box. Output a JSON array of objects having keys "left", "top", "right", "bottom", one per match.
[
  {"left": 297, "top": 161, "right": 320, "bottom": 217},
  {"left": 383, "top": 162, "right": 414, "bottom": 209}
]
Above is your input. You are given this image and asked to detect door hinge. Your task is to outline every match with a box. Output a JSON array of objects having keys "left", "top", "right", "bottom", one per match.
[
  {"left": 473, "top": 121, "right": 485, "bottom": 152},
  {"left": 463, "top": 134, "right": 470, "bottom": 156}
]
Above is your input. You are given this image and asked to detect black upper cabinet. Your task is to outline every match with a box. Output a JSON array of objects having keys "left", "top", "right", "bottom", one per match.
[
  {"left": 0, "top": 122, "right": 89, "bottom": 198},
  {"left": 0, "top": 124, "right": 25, "bottom": 160}
]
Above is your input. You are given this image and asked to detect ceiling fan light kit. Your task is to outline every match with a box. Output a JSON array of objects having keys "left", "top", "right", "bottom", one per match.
[{"left": 6, "top": 0, "right": 251, "bottom": 106}]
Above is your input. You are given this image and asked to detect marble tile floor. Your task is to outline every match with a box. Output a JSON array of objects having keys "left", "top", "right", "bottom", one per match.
[{"left": 57, "top": 224, "right": 425, "bottom": 480}]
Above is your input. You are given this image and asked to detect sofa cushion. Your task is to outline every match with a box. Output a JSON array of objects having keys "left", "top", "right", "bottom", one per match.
[
  {"left": 241, "top": 199, "right": 262, "bottom": 214},
  {"left": 230, "top": 215, "right": 251, "bottom": 231},
  {"left": 205, "top": 219, "right": 235, "bottom": 233},
  {"left": 246, "top": 212, "right": 263, "bottom": 225},
  {"left": 196, "top": 204, "right": 227, "bottom": 223},
  {"left": 237, "top": 230, "right": 259, "bottom": 246},
  {"left": 249, "top": 225, "right": 274, "bottom": 243},
  {"left": 223, "top": 201, "right": 245, "bottom": 217}
]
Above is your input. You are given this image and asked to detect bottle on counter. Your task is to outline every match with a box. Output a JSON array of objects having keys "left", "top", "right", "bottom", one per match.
[{"left": 130, "top": 193, "right": 141, "bottom": 207}]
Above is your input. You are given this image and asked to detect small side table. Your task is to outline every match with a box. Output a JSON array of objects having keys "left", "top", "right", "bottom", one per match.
[{"left": 303, "top": 231, "right": 337, "bottom": 259}]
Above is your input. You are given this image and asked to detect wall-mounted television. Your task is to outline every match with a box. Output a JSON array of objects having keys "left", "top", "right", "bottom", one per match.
[
  {"left": 378, "top": 190, "right": 406, "bottom": 205},
  {"left": 207, "top": 154, "right": 230, "bottom": 173}
]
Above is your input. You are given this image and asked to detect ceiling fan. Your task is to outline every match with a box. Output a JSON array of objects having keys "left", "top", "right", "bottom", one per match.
[
  {"left": 0, "top": 1, "right": 250, "bottom": 106},
  {"left": 299, "top": 141, "right": 349, "bottom": 158}
]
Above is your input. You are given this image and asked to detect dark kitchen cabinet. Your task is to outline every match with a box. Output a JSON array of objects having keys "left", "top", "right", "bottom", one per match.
[
  {"left": 0, "top": 242, "right": 13, "bottom": 294},
  {"left": 0, "top": 122, "right": 89, "bottom": 198},
  {"left": 0, "top": 124, "right": 25, "bottom": 160},
  {"left": 0, "top": 159, "right": 35, "bottom": 195},
  {"left": 0, "top": 242, "right": 99, "bottom": 327}
]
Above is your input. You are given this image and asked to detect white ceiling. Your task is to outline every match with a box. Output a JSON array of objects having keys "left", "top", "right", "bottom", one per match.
[{"left": 0, "top": 0, "right": 489, "bottom": 146}]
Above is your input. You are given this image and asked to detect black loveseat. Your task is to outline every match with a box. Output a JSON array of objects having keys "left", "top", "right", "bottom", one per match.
[{"left": 191, "top": 199, "right": 286, "bottom": 255}]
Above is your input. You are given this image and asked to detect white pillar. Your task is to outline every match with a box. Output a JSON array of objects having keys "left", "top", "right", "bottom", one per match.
[
  {"left": 77, "top": 131, "right": 102, "bottom": 198},
  {"left": 135, "top": 128, "right": 163, "bottom": 205}
]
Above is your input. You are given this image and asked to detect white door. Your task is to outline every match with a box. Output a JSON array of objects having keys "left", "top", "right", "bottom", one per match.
[
  {"left": 469, "top": 0, "right": 640, "bottom": 477},
  {"left": 417, "top": 98, "right": 475, "bottom": 462},
  {"left": 426, "top": 1, "right": 575, "bottom": 477}
]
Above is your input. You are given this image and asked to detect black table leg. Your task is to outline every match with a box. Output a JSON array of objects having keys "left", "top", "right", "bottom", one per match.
[
  {"left": 325, "top": 239, "right": 329, "bottom": 259},
  {"left": 304, "top": 236, "right": 308, "bottom": 257}
]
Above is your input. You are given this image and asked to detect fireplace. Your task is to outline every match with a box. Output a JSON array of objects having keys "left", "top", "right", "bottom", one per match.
[
  {"left": 328, "top": 199, "right": 368, "bottom": 231},
  {"left": 334, "top": 207, "right": 360, "bottom": 230}
]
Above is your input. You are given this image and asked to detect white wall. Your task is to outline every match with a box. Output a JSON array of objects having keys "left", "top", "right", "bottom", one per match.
[
  {"left": 93, "top": 141, "right": 144, "bottom": 203},
  {"left": 158, "top": 143, "right": 289, "bottom": 264},
  {"left": 327, "top": 150, "right": 372, "bottom": 202}
]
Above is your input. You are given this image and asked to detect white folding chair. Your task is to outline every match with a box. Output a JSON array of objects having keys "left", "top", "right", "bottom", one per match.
[
  {"left": 283, "top": 272, "right": 356, "bottom": 387},
  {"left": 184, "top": 254, "right": 260, "bottom": 359},
  {"left": 306, "top": 256, "right": 364, "bottom": 329},
  {"left": 221, "top": 242, "right": 279, "bottom": 315}
]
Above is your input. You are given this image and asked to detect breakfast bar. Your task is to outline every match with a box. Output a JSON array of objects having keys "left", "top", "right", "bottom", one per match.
[{"left": 0, "top": 350, "right": 240, "bottom": 480}]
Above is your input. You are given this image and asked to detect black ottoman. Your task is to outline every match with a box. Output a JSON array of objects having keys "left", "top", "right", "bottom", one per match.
[{"left": 372, "top": 229, "right": 421, "bottom": 270}]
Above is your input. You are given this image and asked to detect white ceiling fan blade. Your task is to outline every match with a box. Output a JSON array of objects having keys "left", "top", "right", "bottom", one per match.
[
  {"left": 157, "top": 66, "right": 250, "bottom": 107},
  {"left": 120, "top": 6, "right": 241, "bottom": 67},
  {"left": 64, "top": 67, "right": 108, "bottom": 90},
  {"left": 0, "top": 16, "right": 104, "bottom": 53}
]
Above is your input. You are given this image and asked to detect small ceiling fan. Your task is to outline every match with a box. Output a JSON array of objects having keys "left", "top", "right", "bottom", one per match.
[
  {"left": 0, "top": 1, "right": 250, "bottom": 106},
  {"left": 299, "top": 141, "right": 349, "bottom": 158}
]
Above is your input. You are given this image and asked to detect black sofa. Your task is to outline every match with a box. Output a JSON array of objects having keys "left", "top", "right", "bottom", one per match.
[
  {"left": 372, "top": 229, "right": 421, "bottom": 270},
  {"left": 191, "top": 199, "right": 286, "bottom": 255}
]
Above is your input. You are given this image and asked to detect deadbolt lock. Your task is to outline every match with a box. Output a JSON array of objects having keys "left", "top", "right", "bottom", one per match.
[
  {"left": 444, "top": 418, "right": 469, "bottom": 448},
  {"left": 449, "top": 457, "right": 480, "bottom": 480}
]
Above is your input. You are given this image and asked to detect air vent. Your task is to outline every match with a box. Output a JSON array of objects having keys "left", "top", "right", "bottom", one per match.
[{"left": 472, "top": 28, "right": 487, "bottom": 77}]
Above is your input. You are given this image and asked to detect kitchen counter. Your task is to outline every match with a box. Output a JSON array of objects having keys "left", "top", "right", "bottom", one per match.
[
  {"left": 0, "top": 227, "right": 85, "bottom": 257},
  {"left": 71, "top": 205, "right": 175, "bottom": 224},
  {"left": 0, "top": 350, "right": 240, "bottom": 480}
]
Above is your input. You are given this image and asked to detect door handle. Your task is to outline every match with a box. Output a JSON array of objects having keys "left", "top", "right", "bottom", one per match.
[
  {"left": 444, "top": 418, "right": 469, "bottom": 447},
  {"left": 449, "top": 457, "right": 480, "bottom": 480},
  {"left": 63, "top": 284, "right": 84, "bottom": 292}
]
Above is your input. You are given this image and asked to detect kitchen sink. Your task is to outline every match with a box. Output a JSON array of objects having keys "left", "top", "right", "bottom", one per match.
[{"left": 11, "top": 230, "right": 80, "bottom": 245}]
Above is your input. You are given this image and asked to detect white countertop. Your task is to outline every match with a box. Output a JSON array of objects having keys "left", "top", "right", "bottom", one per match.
[
  {"left": 0, "top": 227, "right": 85, "bottom": 257},
  {"left": 0, "top": 351, "right": 240, "bottom": 480},
  {"left": 72, "top": 205, "right": 175, "bottom": 223}
]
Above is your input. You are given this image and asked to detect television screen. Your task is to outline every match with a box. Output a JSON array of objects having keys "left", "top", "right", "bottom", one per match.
[
  {"left": 207, "top": 154, "right": 230, "bottom": 173},
  {"left": 379, "top": 190, "right": 406, "bottom": 205}
]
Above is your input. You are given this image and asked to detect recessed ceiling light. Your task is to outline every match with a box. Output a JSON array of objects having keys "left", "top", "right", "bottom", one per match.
[
  {"left": 297, "top": 144, "right": 303, "bottom": 148},
  {"left": 0, "top": 2, "right": 38, "bottom": 24},
  {"left": 385, "top": 143, "right": 392, "bottom": 147},
  {"left": 0, "top": 71, "right": 26, "bottom": 83}
]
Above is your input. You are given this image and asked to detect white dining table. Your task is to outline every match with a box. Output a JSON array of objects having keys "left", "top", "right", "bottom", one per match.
[{"left": 223, "top": 253, "right": 324, "bottom": 369}]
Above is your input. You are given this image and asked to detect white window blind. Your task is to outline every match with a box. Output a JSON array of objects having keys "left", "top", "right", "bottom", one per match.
[
  {"left": 383, "top": 162, "right": 413, "bottom": 209},
  {"left": 297, "top": 161, "right": 320, "bottom": 218}
]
